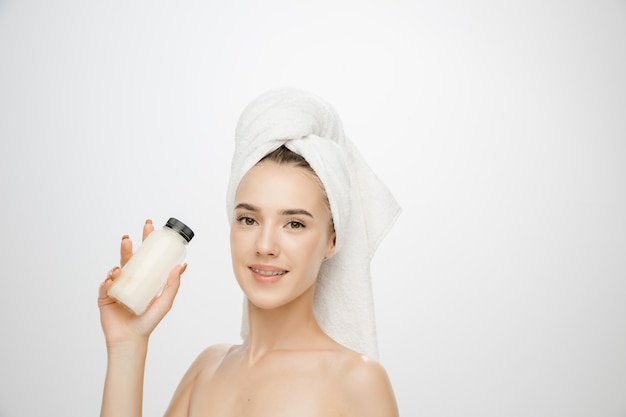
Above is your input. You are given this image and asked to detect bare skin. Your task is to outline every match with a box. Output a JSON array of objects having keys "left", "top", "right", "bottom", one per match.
[{"left": 99, "top": 162, "right": 399, "bottom": 417}]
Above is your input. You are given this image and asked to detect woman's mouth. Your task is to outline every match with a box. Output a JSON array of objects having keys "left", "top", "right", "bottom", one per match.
[{"left": 249, "top": 266, "right": 288, "bottom": 283}]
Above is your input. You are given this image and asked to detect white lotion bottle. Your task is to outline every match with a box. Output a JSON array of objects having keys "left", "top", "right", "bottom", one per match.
[{"left": 108, "top": 218, "right": 194, "bottom": 315}]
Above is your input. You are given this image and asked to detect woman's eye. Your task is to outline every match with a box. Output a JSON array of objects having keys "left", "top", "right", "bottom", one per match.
[
  {"left": 287, "top": 221, "right": 305, "bottom": 229},
  {"left": 237, "top": 216, "right": 256, "bottom": 226}
]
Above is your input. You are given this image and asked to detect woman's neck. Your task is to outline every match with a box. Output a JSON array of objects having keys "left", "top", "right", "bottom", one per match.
[{"left": 243, "top": 286, "right": 325, "bottom": 363}]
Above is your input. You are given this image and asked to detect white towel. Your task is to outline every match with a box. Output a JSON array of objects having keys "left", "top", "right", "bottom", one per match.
[{"left": 226, "top": 88, "right": 400, "bottom": 359}]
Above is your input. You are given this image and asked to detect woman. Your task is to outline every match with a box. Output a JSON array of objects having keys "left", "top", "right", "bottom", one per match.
[{"left": 99, "top": 89, "right": 401, "bottom": 417}]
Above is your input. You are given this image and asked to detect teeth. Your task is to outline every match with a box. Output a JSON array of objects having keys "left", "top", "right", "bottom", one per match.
[{"left": 251, "top": 267, "right": 286, "bottom": 276}]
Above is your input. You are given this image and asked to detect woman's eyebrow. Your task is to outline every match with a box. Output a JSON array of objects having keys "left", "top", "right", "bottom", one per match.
[
  {"left": 234, "top": 203, "right": 257, "bottom": 211},
  {"left": 281, "top": 209, "right": 314, "bottom": 218},
  {"left": 235, "top": 203, "right": 314, "bottom": 219}
]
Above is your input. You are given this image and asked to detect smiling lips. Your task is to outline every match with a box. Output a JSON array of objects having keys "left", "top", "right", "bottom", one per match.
[{"left": 249, "top": 265, "right": 288, "bottom": 284}]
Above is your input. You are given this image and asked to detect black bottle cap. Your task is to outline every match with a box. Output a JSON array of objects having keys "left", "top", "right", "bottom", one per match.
[{"left": 164, "top": 217, "right": 194, "bottom": 243}]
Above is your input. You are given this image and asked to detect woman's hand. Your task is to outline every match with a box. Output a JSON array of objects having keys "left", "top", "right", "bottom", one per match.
[{"left": 98, "top": 219, "right": 187, "bottom": 348}]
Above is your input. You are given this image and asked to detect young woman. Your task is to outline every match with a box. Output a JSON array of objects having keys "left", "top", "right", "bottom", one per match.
[{"left": 98, "top": 89, "right": 400, "bottom": 417}]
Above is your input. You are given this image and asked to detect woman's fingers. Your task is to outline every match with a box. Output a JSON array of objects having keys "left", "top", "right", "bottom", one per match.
[
  {"left": 98, "top": 266, "right": 121, "bottom": 304},
  {"left": 142, "top": 219, "right": 154, "bottom": 242},
  {"left": 145, "top": 264, "right": 187, "bottom": 318},
  {"left": 159, "top": 263, "right": 186, "bottom": 307},
  {"left": 120, "top": 235, "right": 132, "bottom": 267},
  {"left": 119, "top": 219, "right": 152, "bottom": 266}
]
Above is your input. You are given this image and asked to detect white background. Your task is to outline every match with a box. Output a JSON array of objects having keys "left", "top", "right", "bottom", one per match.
[{"left": 1, "top": 0, "right": 625, "bottom": 416}]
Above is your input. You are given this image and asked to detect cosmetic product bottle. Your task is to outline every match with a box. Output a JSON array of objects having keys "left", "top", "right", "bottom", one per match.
[{"left": 108, "top": 217, "right": 194, "bottom": 315}]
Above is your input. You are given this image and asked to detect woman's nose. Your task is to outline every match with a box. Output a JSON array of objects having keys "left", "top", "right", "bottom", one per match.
[{"left": 255, "top": 225, "right": 280, "bottom": 257}]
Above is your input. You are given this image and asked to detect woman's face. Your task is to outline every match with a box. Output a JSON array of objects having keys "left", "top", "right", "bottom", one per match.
[{"left": 230, "top": 161, "right": 336, "bottom": 310}]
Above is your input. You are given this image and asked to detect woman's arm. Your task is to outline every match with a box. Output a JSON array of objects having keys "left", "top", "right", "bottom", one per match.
[
  {"left": 100, "top": 337, "right": 148, "bottom": 417},
  {"left": 98, "top": 221, "right": 186, "bottom": 417}
]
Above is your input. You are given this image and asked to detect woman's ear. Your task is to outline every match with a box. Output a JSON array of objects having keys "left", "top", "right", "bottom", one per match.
[{"left": 324, "top": 232, "right": 337, "bottom": 260}]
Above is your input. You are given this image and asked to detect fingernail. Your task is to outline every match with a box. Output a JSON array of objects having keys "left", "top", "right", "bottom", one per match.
[
  {"left": 180, "top": 263, "right": 188, "bottom": 274},
  {"left": 121, "top": 235, "right": 130, "bottom": 241},
  {"left": 145, "top": 219, "right": 153, "bottom": 225},
  {"left": 108, "top": 266, "right": 121, "bottom": 277}
]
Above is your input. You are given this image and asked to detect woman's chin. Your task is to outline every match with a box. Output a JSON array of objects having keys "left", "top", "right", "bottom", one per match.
[
  {"left": 246, "top": 292, "right": 293, "bottom": 311},
  {"left": 244, "top": 285, "right": 314, "bottom": 312}
]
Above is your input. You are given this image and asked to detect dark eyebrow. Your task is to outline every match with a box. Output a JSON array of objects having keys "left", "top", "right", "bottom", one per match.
[
  {"left": 235, "top": 203, "right": 257, "bottom": 211},
  {"left": 281, "top": 209, "right": 314, "bottom": 218},
  {"left": 234, "top": 203, "right": 314, "bottom": 219}
]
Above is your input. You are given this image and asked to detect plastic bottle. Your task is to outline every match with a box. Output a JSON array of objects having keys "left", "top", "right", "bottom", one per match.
[{"left": 108, "top": 217, "right": 194, "bottom": 315}]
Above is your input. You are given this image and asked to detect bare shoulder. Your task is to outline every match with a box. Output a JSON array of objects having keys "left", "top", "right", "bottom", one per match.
[
  {"left": 188, "top": 343, "right": 234, "bottom": 370},
  {"left": 163, "top": 344, "right": 234, "bottom": 417},
  {"left": 334, "top": 350, "right": 399, "bottom": 417},
  {"left": 177, "top": 343, "right": 234, "bottom": 380}
]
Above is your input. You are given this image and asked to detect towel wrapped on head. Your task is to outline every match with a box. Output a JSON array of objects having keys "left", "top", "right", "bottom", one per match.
[{"left": 226, "top": 88, "right": 400, "bottom": 359}]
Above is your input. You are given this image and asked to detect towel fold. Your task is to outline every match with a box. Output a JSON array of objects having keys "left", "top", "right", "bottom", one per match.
[{"left": 226, "top": 88, "right": 400, "bottom": 359}]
